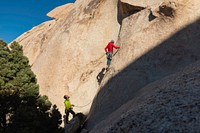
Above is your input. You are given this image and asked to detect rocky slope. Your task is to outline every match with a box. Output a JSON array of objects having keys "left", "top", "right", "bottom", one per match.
[
  {"left": 85, "top": 0, "right": 200, "bottom": 131},
  {"left": 88, "top": 60, "right": 200, "bottom": 132},
  {"left": 13, "top": 0, "right": 200, "bottom": 132}
]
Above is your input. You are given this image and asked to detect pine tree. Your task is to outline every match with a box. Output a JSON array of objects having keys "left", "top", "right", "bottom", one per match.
[{"left": 0, "top": 40, "right": 63, "bottom": 133}]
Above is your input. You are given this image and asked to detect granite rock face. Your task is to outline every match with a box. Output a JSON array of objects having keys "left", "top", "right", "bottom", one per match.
[
  {"left": 15, "top": 0, "right": 121, "bottom": 116},
  {"left": 47, "top": 3, "right": 74, "bottom": 19},
  {"left": 89, "top": 60, "right": 200, "bottom": 132},
  {"left": 85, "top": 0, "right": 200, "bottom": 132},
  {"left": 13, "top": 0, "right": 200, "bottom": 132}
]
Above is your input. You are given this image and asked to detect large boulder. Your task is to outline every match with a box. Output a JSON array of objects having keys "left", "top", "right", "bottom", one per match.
[
  {"left": 47, "top": 3, "right": 73, "bottom": 19},
  {"left": 85, "top": 0, "right": 200, "bottom": 131}
]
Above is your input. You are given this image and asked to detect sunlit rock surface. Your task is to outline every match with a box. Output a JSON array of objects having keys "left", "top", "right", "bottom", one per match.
[{"left": 14, "top": 0, "right": 200, "bottom": 132}]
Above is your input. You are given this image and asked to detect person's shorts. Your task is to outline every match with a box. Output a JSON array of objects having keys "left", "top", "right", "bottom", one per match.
[{"left": 106, "top": 52, "right": 112, "bottom": 60}]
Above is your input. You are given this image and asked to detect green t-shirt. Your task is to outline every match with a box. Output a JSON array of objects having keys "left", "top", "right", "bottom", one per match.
[{"left": 64, "top": 99, "right": 72, "bottom": 110}]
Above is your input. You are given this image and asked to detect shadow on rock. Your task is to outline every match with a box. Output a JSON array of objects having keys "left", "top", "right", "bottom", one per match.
[{"left": 65, "top": 113, "right": 87, "bottom": 133}]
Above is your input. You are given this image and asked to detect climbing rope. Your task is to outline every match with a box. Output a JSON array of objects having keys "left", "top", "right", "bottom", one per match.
[
  {"left": 74, "top": 101, "right": 93, "bottom": 108},
  {"left": 112, "top": 48, "right": 120, "bottom": 57}
]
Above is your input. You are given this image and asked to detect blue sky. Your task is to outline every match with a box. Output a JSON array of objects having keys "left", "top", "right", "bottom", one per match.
[{"left": 0, "top": 0, "right": 75, "bottom": 43}]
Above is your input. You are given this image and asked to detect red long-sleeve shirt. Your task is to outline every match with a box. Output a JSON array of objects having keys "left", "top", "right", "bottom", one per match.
[{"left": 104, "top": 42, "right": 120, "bottom": 53}]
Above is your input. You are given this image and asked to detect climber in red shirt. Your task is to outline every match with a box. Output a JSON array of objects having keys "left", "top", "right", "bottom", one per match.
[{"left": 104, "top": 40, "right": 120, "bottom": 69}]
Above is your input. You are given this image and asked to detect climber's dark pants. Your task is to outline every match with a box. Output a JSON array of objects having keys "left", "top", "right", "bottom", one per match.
[
  {"left": 65, "top": 109, "right": 76, "bottom": 123},
  {"left": 106, "top": 52, "right": 113, "bottom": 66}
]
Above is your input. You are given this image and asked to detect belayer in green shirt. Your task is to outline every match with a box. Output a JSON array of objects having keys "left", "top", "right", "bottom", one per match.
[{"left": 64, "top": 95, "right": 76, "bottom": 124}]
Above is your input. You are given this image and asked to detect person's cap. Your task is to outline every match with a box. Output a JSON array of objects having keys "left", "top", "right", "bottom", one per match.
[
  {"left": 64, "top": 95, "right": 70, "bottom": 99},
  {"left": 111, "top": 40, "right": 114, "bottom": 43}
]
